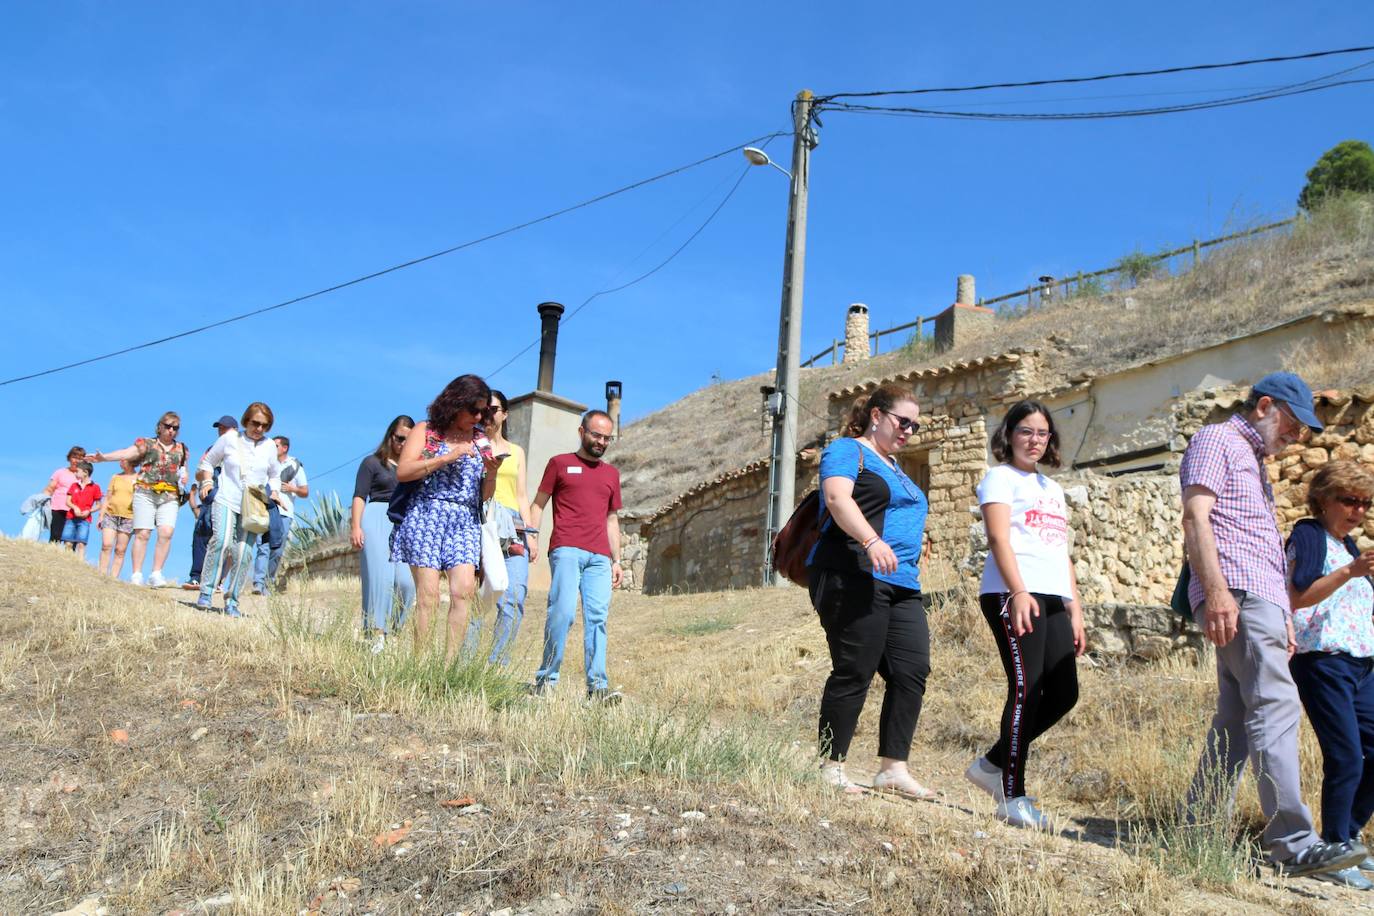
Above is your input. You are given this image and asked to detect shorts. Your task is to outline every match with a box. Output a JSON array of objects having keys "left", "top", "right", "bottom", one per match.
[
  {"left": 61, "top": 517, "right": 91, "bottom": 545},
  {"left": 100, "top": 514, "right": 135, "bottom": 535},
  {"left": 132, "top": 488, "right": 179, "bottom": 530}
]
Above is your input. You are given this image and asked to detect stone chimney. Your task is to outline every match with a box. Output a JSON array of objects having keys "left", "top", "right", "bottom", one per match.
[
  {"left": 536, "top": 301, "right": 564, "bottom": 392},
  {"left": 605, "top": 380, "right": 622, "bottom": 438},
  {"left": 934, "top": 274, "right": 995, "bottom": 351},
  {"left": 843, "top": 303, "right": 870, "bottom": 364}
]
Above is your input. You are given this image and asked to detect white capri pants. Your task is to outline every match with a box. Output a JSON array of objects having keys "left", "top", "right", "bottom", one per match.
[{"left": 132, "top": 488, "right": 179, "bottom": 530}]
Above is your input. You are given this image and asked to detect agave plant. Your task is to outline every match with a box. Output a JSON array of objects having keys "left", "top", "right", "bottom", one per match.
[{"left": 286, "top": 491, "right": 348, "bottom": 561}]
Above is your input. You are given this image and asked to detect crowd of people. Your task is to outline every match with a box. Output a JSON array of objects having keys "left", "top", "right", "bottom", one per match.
[
  {"left": 806, "top": 371, "right": 1374, "bottom": 884},
  {"left": 19, "top": 366, "right": 1374, "bottom": 882}
]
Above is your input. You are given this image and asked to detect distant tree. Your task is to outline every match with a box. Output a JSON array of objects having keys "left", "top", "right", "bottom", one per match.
[{"left": 1298, "top": 140, "right": 1374, "bottom": 210}]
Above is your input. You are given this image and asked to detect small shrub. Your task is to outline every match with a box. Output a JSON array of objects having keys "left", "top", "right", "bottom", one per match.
[
  {"left": 1298, "top": 140, "right": 1374, "bottom": 211},
  {"left": 1114, "top": 250, "right": 1160, "bottom": 288},
  {"left": 1068, "top": 276, "right": 1106, "bottom": 299},
  {"left": 668, "top": 615, "right": 738, "bottom": 637}
]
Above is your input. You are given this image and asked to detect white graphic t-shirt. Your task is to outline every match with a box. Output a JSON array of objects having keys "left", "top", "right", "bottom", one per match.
[{"left": 976, "top": 464, "right": 1073, "bottom": 598}]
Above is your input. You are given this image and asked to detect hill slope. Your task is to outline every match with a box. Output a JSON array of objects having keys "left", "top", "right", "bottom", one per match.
[{"left": 613, "top": 199, "right": 1374, "bottom": 515}]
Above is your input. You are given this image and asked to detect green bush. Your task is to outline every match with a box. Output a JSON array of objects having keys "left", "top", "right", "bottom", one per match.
[
  {"left": 1114, "top": 250, "right": 1160, "bottom": 288},
  {"left": 1299, "top": 140, "right": 1374, "bottom": 211}
]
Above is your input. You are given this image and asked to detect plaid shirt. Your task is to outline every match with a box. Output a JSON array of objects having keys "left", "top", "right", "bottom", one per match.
[{"left": 1180, "top": 414, "right": 1289, "bottom": 614}]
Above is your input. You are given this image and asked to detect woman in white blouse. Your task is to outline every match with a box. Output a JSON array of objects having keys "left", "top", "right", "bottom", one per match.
[{"left": 194, "top": 401, "right": 282, "bottom": 617}]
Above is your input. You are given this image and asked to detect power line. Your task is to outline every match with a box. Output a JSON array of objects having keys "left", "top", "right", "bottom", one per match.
[
  {"left": 816, "top": 44, "right": 1374, "bottom": 102},
  {"left": 0, "top": 130, "right": 787, "bottom": 388},
  {"left": 819, "top": 72, "right": 1374, "bottom": 122}
]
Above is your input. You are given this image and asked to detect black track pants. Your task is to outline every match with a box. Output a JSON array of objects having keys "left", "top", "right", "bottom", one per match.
[
  {"left": 811, "top": 569, "right": 930, "bottom": 762},
  {"left": 980, "top": 592, "right": 1078, "bottom": 799}
]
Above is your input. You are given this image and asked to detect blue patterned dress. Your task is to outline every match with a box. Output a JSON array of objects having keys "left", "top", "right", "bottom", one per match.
[{"left": 389, "top": 436, "right": 483, "bottom": 570}]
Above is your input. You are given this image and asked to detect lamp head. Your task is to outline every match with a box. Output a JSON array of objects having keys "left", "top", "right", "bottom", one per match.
[{"left": 742, "top": 147, "right": 771, "bottom": 166}]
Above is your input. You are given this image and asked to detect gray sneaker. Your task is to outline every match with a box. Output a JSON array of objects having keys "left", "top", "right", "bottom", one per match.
[
  {"left": 995, "top": 795, "right": 1052, "bottom": 831},
  {"left": 1314, "top": 865, "right": 1374, "bottom": 890},
  {"left": 965, "top": 756, "right": 1005, "bottom": 803}
]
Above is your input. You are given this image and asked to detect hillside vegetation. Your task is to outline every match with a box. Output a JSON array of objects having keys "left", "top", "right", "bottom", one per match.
[
  {"left": 2, "top": 539, "right": 1369, "bottom": 913},
  {"left": 614, "top": 195, "right": 1374, "bottom": 516}
]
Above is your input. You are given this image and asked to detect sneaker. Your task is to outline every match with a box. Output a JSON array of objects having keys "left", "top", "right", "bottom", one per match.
[
  {"left": 195, "top": 595, "right": 213, "bottom": 611},
  {"left": 995, "top": 795, "right": 1052, "bottom": 831},
  {"left": 588, "top": 687, "right": 623, "bottom": 705},
  {"left": 1314, "top": 865, "right": 1374, "bottom": 890},
  {"left": 148, "top": 570, "right": 169, "bottom": 588},
  {"left": 182, "top": 579, "right": 200, "bottom": 591},
  {"left": 1359, "top": 856, "right": 1374, "bottom": 874},
  {"left": 1275, "top": 840, "right": 1368, "bottom": 878},
  {"left": 965, "top": 756, "right": 1005, "bottom": 803},
  {"left": 369, "top": 632, "right": 386, "bottom": 655},
  {"left": 130, "top": 572, "right": 145, "bottom": 587},
  {"left": 251, "top": 583, "right": 267, "bottom": 596},
  {"left": 224, "top": 600, "right": 243, "bottom": 619}
]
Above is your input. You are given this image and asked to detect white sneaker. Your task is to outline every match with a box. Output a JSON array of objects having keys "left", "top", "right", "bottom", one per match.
[
  {"left": 995, "top": 795, "right": 1052, "bottom": 831},
  {"left": 965, "top": 756, "right": 1006, "bottom": 803},
  {"left": 148, "top": 570, "right": 168, "bottom": 588},
  {"left": 369, "top": 633, "right": 386, "bottom": 655},
  {"left": 130, "top": 572, "right": 145, "bottom": 586}
]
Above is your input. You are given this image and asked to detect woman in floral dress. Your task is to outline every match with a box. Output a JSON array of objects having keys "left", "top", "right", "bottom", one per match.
[{"left": 392, "top": 374, "right": 501, "bottom": 663}]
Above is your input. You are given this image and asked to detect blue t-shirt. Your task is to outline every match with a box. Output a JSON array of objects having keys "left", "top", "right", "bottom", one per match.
[{"left": 806, "top": 438, "right": 928, "bottom": 590}]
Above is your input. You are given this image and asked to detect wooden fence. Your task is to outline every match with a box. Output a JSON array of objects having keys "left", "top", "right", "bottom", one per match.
[{"left": 801, "top": 217, "right": 1297, "bottom": 368}]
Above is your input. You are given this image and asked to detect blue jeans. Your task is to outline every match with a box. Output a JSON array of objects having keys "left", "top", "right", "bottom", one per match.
[
  {"left": 466, "top": 506, "right": 530, "bottom": 664},
  {"left": 536, "top": 547, "right": 611, "bottom": 691},
  {"left": 253, "top": 514, "right": 292, "bottom": 590},
  {"left": 1289, "top": 651, "right": 1374, "bottom": 843}
]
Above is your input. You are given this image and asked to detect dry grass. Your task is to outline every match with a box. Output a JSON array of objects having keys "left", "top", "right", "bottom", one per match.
[
  {"left": 614, "top": 194, "right": 1374, "bottom": 516},
  {"left": 0, "top": 539, "right": 1367, "bottom": 913}
]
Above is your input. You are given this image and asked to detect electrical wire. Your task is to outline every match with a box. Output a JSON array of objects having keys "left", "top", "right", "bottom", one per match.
[
  {"left": 816, "top": 44, "right": 1374, "bottom": 102},
  {"left": 0, "top": 131, "right": 787, "bottom": 388}
]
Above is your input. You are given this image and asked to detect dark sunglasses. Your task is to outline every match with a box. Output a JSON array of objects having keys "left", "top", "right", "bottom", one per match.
[
  {"left": 882, "top": 410, "right": 919, "bottom": 433},
  {"left": 391, "top": 434, "right": 408, "bottom": 445},
  {"left": 1336, "top": 496, "right": 1373, "bottom": 511},
  {"left": 465, "top": 404, "right": 492, "bottom": 417},
  {"left": 161, "top": 424, "right": 180, "bottom": 432}
]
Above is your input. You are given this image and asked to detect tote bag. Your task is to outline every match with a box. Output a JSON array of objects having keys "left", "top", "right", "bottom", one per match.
[{"left": 236, "top": 436, "right": 272, "bottom": 535}]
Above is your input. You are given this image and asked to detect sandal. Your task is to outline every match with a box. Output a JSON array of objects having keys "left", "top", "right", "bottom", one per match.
[
  {"left": 872, "top": 770, "right": 937, "bottom": 800},
  {"left": 819, "top": 764, "right": 867, "bottom": 796}
]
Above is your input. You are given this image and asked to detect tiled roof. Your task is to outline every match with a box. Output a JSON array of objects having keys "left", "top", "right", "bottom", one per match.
[{"left": 829, "top": 349, "right": 1034, "bottom": 400}]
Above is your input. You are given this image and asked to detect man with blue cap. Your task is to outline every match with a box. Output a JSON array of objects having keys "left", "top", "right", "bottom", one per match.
[{"left": 1180, "top": 371, "right": 1365, "bottom": 878}]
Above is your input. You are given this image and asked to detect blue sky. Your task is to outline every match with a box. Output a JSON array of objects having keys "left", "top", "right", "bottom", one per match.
[{"left": 2, "top": 1, "right": 1370, "bottom": 577}]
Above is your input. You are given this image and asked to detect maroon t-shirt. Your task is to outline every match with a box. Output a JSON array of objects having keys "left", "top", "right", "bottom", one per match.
[{"left": 537, "top": 453, "right": 622, "bottom": 557}]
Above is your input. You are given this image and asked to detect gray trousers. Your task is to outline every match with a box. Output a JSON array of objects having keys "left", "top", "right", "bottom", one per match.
[{"left": 1187, "top": 589, "right": 1316, "bottom": 861}]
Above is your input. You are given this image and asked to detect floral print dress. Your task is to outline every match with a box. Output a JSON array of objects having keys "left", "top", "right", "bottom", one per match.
[{"left": 389, "top": 432, "right": 483, "bottom": 571}]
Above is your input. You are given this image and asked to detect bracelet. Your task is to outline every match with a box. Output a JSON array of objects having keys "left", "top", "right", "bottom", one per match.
[{"left": 861, "top": 535, "right": 881, "bottom": 550}]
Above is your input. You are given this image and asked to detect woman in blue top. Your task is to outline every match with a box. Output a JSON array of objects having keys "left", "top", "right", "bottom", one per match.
[
  {"left": 807, "top": 384, "right": 931, "bottom": 799},
  {"left": 1287, "top": 460, "right": 1374, "bottom": 889}
]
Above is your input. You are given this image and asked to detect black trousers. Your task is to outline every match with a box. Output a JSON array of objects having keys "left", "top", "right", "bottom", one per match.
[
  {"left": 980, "top": 592, "right": 1079, "bottom": 799},
  {"left": 811, "top": 569, "right": 930, "bottom": 761},
  {"left": 48, "top": 509, "right": 68, "bottom": 543}
]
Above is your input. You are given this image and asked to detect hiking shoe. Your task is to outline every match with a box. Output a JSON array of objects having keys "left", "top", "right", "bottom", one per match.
[
  {"left": 130, "top": 571, "right": 145, "bottom": 586},
  {"left": 1314, "top": 865, "right": 1374, "bottom": 890},
  {"left": 995, "top": 796, "right": 1052, "bottom": 831},
  {"left": 588, "top": 687, "right": 623, "bottom": 706},
  {"left": 1275, "top": 840, "right": 1368, "bottom": 878},
  {"left": 965, "top": 756, "right": 1005, "bottom": 803},
  {"left": 148, "top": 570, "right": 169, "bottom": 588}
]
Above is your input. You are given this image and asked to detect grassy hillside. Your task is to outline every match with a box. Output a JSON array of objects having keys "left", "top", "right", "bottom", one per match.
[
  {"left": 2, "top": 538, "right": 1366, "bottom": 913},
  {"left": 613, "top": 195, "right": 1374, "bottom": 516}
]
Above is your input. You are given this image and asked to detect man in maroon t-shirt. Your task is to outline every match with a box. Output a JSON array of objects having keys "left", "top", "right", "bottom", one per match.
[{"left": 528, "top": 410, "right": 623, "bottom": 701}]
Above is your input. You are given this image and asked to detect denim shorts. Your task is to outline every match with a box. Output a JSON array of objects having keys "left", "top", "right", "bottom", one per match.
[{"left": 62, "top": 517, "right": 91, "bottom": 545}]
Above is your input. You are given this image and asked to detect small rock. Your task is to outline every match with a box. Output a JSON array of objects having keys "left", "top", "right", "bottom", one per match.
[
  {"left": 679, "top": 811, "right": 706, "bottom": 821},
  {"left": 440, "top": 796, "right": 477, "bottom": 808},
  {"left": 52, "top": 897, "right": 104, "bottom": 916},
  {"left": 725, "top": 906, "right": 738, "bottom": 916},
  {"left": 108, "top": 729, "right": 129, "bottom": 746},
  {"left": 458, "top": 803, "right": 484, "bottom": 816},
  {"left": 189, "top": 727, "right": 208, "bottom": 742},
  {"left": 663, "top": 882, "right": 688, "bottom": 896},
  {"left": 198, "top": 892, "right": 233, "bottom": 909}
]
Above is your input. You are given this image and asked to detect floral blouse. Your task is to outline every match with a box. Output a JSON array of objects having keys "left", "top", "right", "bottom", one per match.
[
  {"left": 1287, "top": 519, "right": 1374, "bottom": 658},
  {"left": 133, "top": 437, "right": 189, "bottom": 493}
]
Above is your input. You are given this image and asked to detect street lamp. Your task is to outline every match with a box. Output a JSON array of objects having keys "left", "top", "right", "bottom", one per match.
[{"left": 751, "top": 90, "right": 818, "bottom": 586}]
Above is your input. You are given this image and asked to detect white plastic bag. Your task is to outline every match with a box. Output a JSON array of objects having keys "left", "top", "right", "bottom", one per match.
[{"left": 479, "top": 518, "right": 509, "bottom": 598}]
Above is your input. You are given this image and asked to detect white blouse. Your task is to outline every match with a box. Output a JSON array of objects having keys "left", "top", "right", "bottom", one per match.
[{"left": 199, "top": 430, "right": 282, "bottom": 510}]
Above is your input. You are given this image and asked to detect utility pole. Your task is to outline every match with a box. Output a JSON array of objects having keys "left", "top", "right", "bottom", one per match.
[{"left": 763, "top": 89, "right": 818, "bottom": 585}]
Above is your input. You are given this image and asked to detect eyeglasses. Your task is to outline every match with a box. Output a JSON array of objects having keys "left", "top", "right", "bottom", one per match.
[
  {"left": 1274, "top": 400, "right": 1312, "bottom": 441},
  {"left": 1336, "top": 496, "right": 1374, "bottom": 512},
  {"left": 584, "top": 431, "right": 612, "bottom": 442},
  {"left": 489, "top": 404, "right": 506, "bottom": 414},
  {"left": 245, "top": 418, "right": 269, "bottom": 429},
  {"left": 1014, "top": 426, "right": 1052, "bottom": 441},
  {"left": 161, "top": 424, "right": 180, "bottom": 432},
  {"left": 882, "top": 410, "right": 919, "bottom": 433}
]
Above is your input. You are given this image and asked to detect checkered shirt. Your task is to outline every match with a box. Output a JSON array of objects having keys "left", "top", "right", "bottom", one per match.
[{"left": 1180, "top": 414, "right": 1289, "bottom": 614}]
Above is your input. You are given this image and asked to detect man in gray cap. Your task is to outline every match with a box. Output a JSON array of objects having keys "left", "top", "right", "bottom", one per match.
[
  {"left": 1180, "top": 372, "right": 1365, "bottom": 877},
  {"left": 184, "top": 415, "right": 238, "bottom": 589}
]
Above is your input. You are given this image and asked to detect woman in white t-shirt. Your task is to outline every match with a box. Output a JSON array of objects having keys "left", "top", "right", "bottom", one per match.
[{"left": 964, "top": 400, "right": 1086, "bottom": 830}]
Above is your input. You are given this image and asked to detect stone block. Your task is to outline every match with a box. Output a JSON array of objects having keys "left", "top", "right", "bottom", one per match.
[{"left": 1303, "top": 447, "right": 1329, "bottom": 467}]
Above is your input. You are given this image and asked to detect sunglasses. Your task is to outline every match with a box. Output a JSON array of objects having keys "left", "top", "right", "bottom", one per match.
[
  {"left": 392, "top": 434, "right": 408, "bottom": 444},
  {"left": 1336, "top": 496, "right": 1373, "bottom": 512},
  {"left": 161, "top": 424, "right": 180, "bottom": 432},
  {"left": 882, "top": 410, "right": 919, "bottom": 433},
  {"left": 465, "top": 404, "right": 492, "bottom": 417},
  {"left": 245, "top": 418, "right": 269, "bottom": 429}
]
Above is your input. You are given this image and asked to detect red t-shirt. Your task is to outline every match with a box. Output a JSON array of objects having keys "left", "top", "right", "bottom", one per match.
[
  {"left": 66, "top": 481, "right": 103, "bottom": 516},
  {"left": 537, "top": 453, "right": 622, "bottom": 557}
]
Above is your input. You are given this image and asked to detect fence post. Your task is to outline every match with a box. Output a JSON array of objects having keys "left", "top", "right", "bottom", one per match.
[
  {"left": 1192, "top": 239, "right": 1200, "bottom": 268},
  {"left": 830, "top": 339, "right": 838, "bottom": 365}
]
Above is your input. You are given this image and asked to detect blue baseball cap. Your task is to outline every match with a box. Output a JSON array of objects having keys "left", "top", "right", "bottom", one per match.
[
  {"left": 1251, "top": 372, "right": 1324, "bottom": 432},
  {"left": 213, "top": 415, "right": 239, "bottom": 430}
]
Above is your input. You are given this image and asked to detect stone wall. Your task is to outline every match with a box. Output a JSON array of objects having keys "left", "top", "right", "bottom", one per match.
[{"left": 278, "top": 539, "right": 355, "bottom": 587}]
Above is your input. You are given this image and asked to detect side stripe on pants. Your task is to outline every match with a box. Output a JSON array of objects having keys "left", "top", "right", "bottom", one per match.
[
  {"left": 198, "top": 500, "right": 258, "bottom": 603},
  {"left": 998, "top": 603, "right": 1028, "bottom": 801}
]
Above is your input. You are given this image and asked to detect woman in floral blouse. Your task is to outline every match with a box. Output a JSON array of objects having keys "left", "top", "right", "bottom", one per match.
[
  {"left": 91, "top": 411, "right": 190, "bottom": 587},
  {"left": 1287, "top": 460, "right": 1374, "bottom": 889}
]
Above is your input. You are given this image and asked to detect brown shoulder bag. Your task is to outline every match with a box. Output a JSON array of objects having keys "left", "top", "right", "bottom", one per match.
[{"left": 770, "top": 442, "right": 864, "bottom": 588}]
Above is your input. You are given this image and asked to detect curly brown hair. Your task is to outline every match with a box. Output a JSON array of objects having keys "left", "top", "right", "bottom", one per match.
[
  {"left": 990, "top": 400, "right": 1061, "bottom": 468},
  {"left": 428, "top": 374, "right": 492, "bottom": 436},
  {"left": 1306, "top": 460, "right": 1374, "bottom": 516},
  {"left": 842, "top": 384, "right": 918, "bottom": 437}
]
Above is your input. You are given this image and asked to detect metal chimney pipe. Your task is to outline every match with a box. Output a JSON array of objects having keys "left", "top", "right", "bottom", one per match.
[
  {"left": 605, "top": 380, "right": 622, "bottom": 437},
  {"left": 536, "top": 301, "right": 565, "bottom": 392}
]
